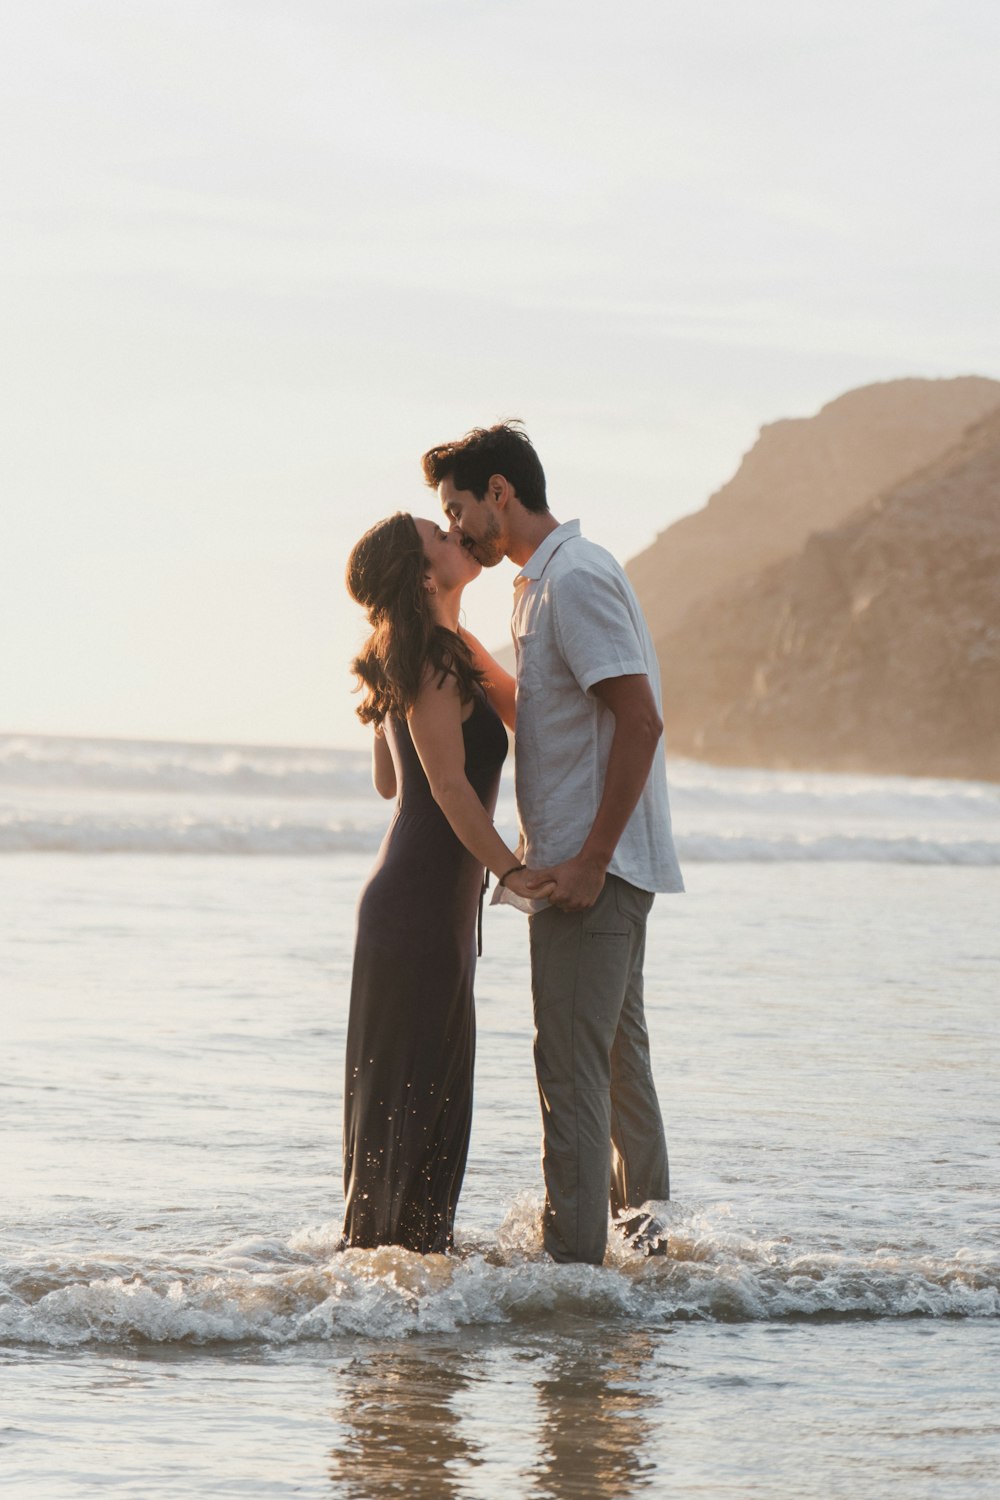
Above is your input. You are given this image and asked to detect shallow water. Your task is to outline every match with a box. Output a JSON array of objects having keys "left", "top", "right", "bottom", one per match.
[
  {"left": 2, "top": 742, "right": 999, "bottom": 1495},
  {"left": 5, "top": 1321, "right": 1000, "bottom": 1499}
]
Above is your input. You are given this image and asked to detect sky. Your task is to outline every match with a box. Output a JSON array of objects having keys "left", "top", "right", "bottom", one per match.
[{"left": 2, "top": 0, "right": 998, "bottom": 749}]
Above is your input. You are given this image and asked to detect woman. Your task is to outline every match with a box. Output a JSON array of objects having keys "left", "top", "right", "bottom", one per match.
[{"left": 341, "top": 512, "right": 546, "bottom": 1253}]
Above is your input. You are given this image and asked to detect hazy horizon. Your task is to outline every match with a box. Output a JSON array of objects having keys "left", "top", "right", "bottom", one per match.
[{"left": 3, "top": 1, "right": 998, "bottom": 749}]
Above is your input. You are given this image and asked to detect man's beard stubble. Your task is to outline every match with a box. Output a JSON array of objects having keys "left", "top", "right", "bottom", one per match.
[{"left": 464, "top": 510, "right": 506, "bottom": 568}]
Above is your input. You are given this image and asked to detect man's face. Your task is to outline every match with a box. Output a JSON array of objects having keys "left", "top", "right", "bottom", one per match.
[{"left": 439, "top": 476, "right": 507, "bottom": 568}]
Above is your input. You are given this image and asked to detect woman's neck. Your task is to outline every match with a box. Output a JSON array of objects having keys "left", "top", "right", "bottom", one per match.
[{"left": 431, "top": 589, "right": 462, "bottom": 633}]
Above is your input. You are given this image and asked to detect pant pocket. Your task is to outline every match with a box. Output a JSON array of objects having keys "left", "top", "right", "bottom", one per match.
[
  {"left": 581, "top": 877, "right": 630, "bottom": 939},
  {"left": 612, "top": 878, "right": 654, "bottom": 927}
]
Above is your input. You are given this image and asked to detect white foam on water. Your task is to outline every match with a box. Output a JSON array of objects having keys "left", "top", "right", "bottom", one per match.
[
  {"left": 3, "top": 810, "right": 997, "bottom": 862},
  {"left": 0, "top": 735, "right": 371, "bottom": 799},
  {"left": 669, "top": 760, "right": 1000, "bottom": 820},
  {"left": 0, "top": 808, "right": 382, "bottom": 856},
  {"left": 3, "top": 1200, "right": 996, "bottom": 1349},
  {"left": 4, "top": 734, "right": 997, "bottom": 860},
  {"left": 678, "top": 832, "right": 1000, "bottom": 864}
]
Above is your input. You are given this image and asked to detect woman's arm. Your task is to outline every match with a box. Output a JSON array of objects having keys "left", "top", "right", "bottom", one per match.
[
  {"left": 372, "top": 722, "right": 397, "bottom": 799},
  {"left": 408, "top": 672, "right": 549, "bottom": 902},
  {"left": 459, "top": 628, "right": 516, "bottom": 731}
]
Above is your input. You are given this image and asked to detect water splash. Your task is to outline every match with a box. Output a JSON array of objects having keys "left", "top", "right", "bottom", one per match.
[{"left": 3, "top": 1200, "right": 996, "bottom": 1349}]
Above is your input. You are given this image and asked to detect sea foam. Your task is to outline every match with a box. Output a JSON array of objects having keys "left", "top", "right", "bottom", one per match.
[
  {"left": 3, "top": 1201, "right": 996, "bottom": 1349},
  {"left": 3, "top": 809, "right": 997, "bottom": 862},
  {"left": 0, "top": 735, "right": 370, "bottom": 798},
  {"left": 3, "top": 734, "right": 998, "bottom": 862}
]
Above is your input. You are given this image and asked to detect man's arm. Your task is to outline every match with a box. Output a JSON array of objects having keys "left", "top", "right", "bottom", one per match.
[
  {"left": 459, "top": 628, "right": 516, "bottom": 731},
  {"left": 538, "top": 673, "right": 662, "bottom": 912}
]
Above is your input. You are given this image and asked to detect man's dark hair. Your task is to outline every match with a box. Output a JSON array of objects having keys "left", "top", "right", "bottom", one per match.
[{"left": 421, "top": 420, "right": 548, "bottom": 513}]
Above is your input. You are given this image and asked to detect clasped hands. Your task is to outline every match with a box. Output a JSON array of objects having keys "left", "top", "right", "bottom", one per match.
[{"left": 502, "top": 852, "right": 607, "bottom": 913}]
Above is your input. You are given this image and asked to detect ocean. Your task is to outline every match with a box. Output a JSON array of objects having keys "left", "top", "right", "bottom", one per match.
[{"left": 2, "top": 733, "right": 998, "bottom": 1497}]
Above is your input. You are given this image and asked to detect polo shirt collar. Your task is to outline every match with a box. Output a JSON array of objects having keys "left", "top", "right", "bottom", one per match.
[{"left": 515, "top": 519, "right": 581, "bottom": 582}]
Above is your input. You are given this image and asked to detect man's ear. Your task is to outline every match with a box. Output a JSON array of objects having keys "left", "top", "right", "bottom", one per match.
[{"left": 489, "top": 473, "right": 513, "bottom": 509}]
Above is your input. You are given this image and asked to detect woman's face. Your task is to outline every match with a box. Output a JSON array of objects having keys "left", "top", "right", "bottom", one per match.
[{"left": 413, "top": 517, "right": 482, "bottom": 594}]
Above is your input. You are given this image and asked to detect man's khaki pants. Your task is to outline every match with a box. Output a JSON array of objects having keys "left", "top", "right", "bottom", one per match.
[{"left": 528, "top": 874, "right": 670, "bottom": 1265}]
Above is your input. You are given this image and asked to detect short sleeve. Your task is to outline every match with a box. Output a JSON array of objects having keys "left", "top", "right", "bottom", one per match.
[{"left": 550, "top": 565, "right": 648, "bottom": 694}]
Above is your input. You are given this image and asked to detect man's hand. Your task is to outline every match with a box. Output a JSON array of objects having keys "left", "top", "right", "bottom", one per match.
[
  {"left": 530, "top": 673, "right": 661, "bottom": 913},
  {"left": 530, "top": 852, "right": 608, "bottom": 912},
  {"left": 503, "top": 867, "right": 556, "bottom": 903}
]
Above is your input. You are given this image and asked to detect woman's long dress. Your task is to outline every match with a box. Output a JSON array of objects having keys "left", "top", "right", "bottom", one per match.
[{"left": 341, "top": 693, "right": 508, "bottom": 1253}]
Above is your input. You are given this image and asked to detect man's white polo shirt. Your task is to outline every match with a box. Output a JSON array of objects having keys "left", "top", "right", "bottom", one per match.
[{"left": 511, "top": 519, "right": 684, "bottom": 895}]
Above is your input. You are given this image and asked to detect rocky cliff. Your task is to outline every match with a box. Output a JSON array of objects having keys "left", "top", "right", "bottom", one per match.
[
  {"left": 655, "top": 403, "right": 1000, "bottom": 781},
  {"left": 628, "top": 376, "right": 1000, "bottom": 643}
]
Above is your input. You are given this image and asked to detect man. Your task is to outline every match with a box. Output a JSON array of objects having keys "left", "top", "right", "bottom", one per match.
[{"left": 422, "top": 421, "right": 684, "bottom": 1266}]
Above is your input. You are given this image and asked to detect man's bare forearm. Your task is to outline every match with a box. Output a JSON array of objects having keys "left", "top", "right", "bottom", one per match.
[
  {"left": 533, "top": 675, "right": 662, "bottom": 911},
  {"left": 579, "top": 713, "right": 661, "bottom": 870},
  {"left": 580, "top": 674, "right": 662, "bottom": 867}
]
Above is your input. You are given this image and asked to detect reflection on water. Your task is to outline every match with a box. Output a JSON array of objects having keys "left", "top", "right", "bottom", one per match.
[
  {"left": 329, "top": 1341, "right": 480, "bottom": 1499},
  {"left": 327, "top": 1328, "right": 665, "bottom": 1499},
  {"left": 530, "top": 1330, "right": 662, "bottom": 1499}
]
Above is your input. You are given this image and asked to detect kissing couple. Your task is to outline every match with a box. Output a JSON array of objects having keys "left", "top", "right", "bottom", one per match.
[{"left": 340, "top": 421, "right": 684, "bottom": 1266}]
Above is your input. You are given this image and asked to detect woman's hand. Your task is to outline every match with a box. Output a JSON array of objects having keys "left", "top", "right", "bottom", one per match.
[{"left": 502, "top": 867, "right": 555, "bottom": 903}]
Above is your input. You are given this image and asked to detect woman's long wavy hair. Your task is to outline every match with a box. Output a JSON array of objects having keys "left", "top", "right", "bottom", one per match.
[{"left": 346, "top": 512, "right": 485, "bottom": 726}]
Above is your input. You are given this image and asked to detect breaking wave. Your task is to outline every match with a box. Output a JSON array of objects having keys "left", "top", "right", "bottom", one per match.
[
  {"left": 0, "top": 809, "right": 381, "bottom": 856},
  {"left": 2, "top": 1200, "right": 997, "bottom": 1349},
  {"left": 679, "top": 833, "right": 1000, "bottom": 865},
  {"left": 3, "top": 734, "right": 998, "bottom": 862},
  {"left": 3, "top": 809, "right": 998, "bottom": 862},
  {"left": 0, "top": 735, "right": 371, "bottom": 799}
]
